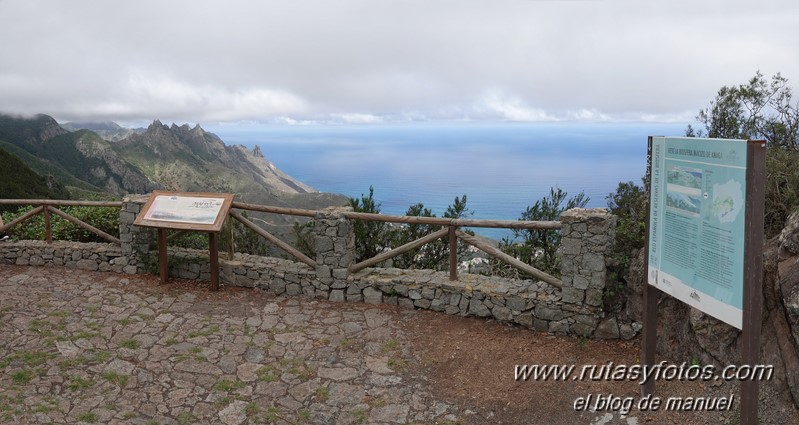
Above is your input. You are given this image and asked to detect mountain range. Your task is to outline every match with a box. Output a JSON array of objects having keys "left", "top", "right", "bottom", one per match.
[{"left": 0, "top": 113, "right": 347, "bottom": 224}]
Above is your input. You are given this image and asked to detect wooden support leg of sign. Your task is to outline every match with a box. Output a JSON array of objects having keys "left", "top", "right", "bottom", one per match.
[
  {"left": 641, "top": 135, "right": 658, "bottom": 397},
  {"left": 741, "top": 140, "right": 766, "bottom": 425},
  {"left": 158, "top": 228, "right": 168, "bottom": 285},
  {"left": 640, "top": 281, "right": 660, "bottom": 396},
  {"left": 209, "top": 232, "right": 220, "bottom": 291}
]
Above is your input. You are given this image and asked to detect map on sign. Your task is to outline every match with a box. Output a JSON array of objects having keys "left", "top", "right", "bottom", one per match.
[
  {"left": 648, "top": 137, "right": 748, "bottom": 329},
  {"left": 712, "top": 180, "right": 744, "bottom": 223}
]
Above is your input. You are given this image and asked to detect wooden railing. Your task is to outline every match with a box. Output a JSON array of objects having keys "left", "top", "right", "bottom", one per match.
[
  {"left": 339, "top": 211, "right": 562, "bottom": 288},
  {"left": 231, "top": 202, "right": 562, "bottom": 287},
  {"left": 1, "top": 199, "right": 563, "bottom": 288},
  {"left": 0, "top": 199, "right": 123, "bottom": 244}
]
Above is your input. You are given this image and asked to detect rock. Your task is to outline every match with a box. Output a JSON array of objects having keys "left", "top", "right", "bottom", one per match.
[
  {"left": 467, "top": 298, "right": 491, "bottom": 317},
  {"left": 363, "top": 287, "right": 382, "bottom": 304},
  {"left": 593, "top": 317, "right": 619, "bottom": 339},
  {"left": 218, "top": 400, "right": 248, "bottom": 425},
  {"left": 318, "top": 367, "right": 359, "bottom": 381},
  {"left": 780, "top": 210, "right": 799, "bottom": 257}
]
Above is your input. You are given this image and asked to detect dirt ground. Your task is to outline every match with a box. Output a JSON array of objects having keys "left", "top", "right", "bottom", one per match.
[{"left": 402, "top": 309, "right": 799, "bottom": 425}]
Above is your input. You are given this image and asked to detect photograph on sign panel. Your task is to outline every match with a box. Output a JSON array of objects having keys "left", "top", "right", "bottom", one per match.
[
  {"left": 666, "top": 166, "right": 703, "bottom": 216},
  {"left": 144, "top": 195, "right": 225, "bottom": 225}
]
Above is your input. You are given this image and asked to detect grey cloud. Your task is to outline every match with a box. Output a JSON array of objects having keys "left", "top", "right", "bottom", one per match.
[{"left": 1, "top": 0, "right": 797, "bottom": 123}]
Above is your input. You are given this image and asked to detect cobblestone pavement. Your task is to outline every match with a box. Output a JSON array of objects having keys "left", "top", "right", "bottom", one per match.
[{"left": 0, "top": 266, "right": 462, "bottom": 424}]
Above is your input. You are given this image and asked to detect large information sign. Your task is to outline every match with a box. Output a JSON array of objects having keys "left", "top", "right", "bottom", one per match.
[{"left": 647, "top": 137, "right": 748, "bottom": 329}]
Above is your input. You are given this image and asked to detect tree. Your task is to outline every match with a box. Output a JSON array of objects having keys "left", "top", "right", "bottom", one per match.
[
  {"left": 390, "top": 202, "right": 438, "bottom": 269},
  {"left": 498, "top": 187, "right": 588, "bottom": 276},
  {"left": 690, "top": 71, "right": 799, "bottom": 235},
  {"left": 604, "top": 179, "right": 648, "bottom": 308},
  {"left": 693, "top": 71, "right": 799, "bottom": 149},
  {"left": 349, "top": 186, "right": 390, "bottom": 262},
  {"left": 390, "top": 195, "right": 473, "bottom": 270}
]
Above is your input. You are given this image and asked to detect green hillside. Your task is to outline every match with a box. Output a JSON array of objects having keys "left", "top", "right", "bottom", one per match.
[{"left": 0, "top": 147, "right": 71, "bottom": 202}]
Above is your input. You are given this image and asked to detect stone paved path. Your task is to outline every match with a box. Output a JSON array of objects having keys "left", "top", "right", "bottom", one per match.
[{"left": 0, "top": 266, "right": 461, "bottom": 424}]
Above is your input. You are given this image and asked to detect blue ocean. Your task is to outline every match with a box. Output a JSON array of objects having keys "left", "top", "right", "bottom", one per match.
[{"left": 207, "top": 122, "right": 687, "bottom": 239}]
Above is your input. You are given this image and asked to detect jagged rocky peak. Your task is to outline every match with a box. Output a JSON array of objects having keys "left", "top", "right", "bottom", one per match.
[
  {"left": 34, "top": 114, "right": 69, "bottom": 142},
  {"left": 252, "top": 144, "right": 264, "bottom": 158},
  {"left": 148, "top": 119, "right": 168, "bottom": 131}
]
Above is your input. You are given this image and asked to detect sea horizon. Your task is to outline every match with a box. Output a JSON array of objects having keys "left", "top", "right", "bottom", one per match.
[{"left": 207, "top": 121, "right": 689, "bottom": 239}]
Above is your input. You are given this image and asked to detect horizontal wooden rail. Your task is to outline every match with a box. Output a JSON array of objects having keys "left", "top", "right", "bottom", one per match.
[
  {"left": 229, "top": 209, "right": 316, "bottom": 267},
  {"left": 350, "top": 227, "right": 450, "bottom": 273},
  {"left": 231, "top": 202, "right": 317, "bottom": 217},
  {"left": 47, "top": 206, "right": 122, "bottom": 245},
  {"left": 0, "top": 205, "right": 44, "bottom": 233},
  {"left": 0, "top": 199, "right": 122, "bottom": 207},
  {"left": 344, "top": 211, "right": 560, "bottom": 229},
  {"left": 451, "top": 218, "right": 561, "bottom": 230},
  {"left": 456, "top": 230, "right": 562, "bottom": 289},
  {"left": 344, "top": 211, "right": 453, "bottom": 226}
]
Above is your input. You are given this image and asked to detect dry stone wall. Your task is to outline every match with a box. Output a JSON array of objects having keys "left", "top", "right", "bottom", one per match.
[{"left": 0, "top": 196, "right": 635, "bottom": 339}]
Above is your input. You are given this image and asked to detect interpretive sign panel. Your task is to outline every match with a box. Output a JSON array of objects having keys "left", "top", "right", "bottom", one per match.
[
  {"left": 647, "top": 137, "right": 748, "bottom": 329},
  {"left": 134, "top": 191, "right": 234, "bottom": 232}
]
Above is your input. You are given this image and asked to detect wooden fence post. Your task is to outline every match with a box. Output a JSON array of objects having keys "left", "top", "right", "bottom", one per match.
[
  {"left": 449, "top": 226, "right": 457, "bottom": 281},
  {"left": 44, "top": 206, "right": 52, "bottom": 243}
]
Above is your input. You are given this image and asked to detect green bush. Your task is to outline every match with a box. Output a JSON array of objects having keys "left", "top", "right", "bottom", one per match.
[
  {"left": 3, "top": 205, "right": 119, "bottom": 242},
  {"left": 495, "top": 187, "right": 588, "bottom": 277},
  {"left": 606, "top": 179, "right": 647, "bottom": 278}
]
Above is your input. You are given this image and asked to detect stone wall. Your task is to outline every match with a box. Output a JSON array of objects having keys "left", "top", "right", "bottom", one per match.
[{"left": 0, "top": 196, "right": 634, "bottom": 339}]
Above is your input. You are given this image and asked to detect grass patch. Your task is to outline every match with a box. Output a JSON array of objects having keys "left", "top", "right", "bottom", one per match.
[
  {"left": 279, "top": 358, "right": 313, "bottom": 382},
  {"left": 298, "top": 409, "right": 311, "bottom": 422},
  {"left": 255, "top": 365, "right": 281, "bottom": 382},
  {"left": 176, "top": 412, "right": 192, "bottom": 425},
  {"left": 101, "top": 371, "right": 129, "bottom": 387},
  {"left": 12, "top": 369, "right": 33, "bottom": 385},
  {"left": 245, "top": 402, "right": 259, "bottom": 416},
  {"left": 381, "top": 339, "right": 400, "bottom": 353},
  {"left": 387, "top": 357, "right": 408, "bottom": 371},
  {"left": 353, "top": 408, "right": 368, "bottom": 424},
  {"left": 28, "top": 319, "right": 57, "bottom": 338},
  {"left": 214, "top": 396, "right": 231, "bottom": 408},
  {"left": 58, "top": 350, "right": 110, "bottom": 370},
  {"left": 73, "top": 330, "right": 99, "bottom": 340},
  {"left": 76, "top": 412, "right": 97, "bottom": 423},
  {"left": 213, "top": 379, "right": 245, "bottom": 392},
  {"left": 0, "top": 350, "right": 55, "bottom": 369},
  {"left": 173, "top": 346, "right": 205, "bottom": 362},
  {"left": 119, "top": 338, "right": 140, "bottom": 349},
  {"left": 264, "top": 407, "right": 282, "bottom": 422},
  {"left": 67, "top": 375, "right": 94, "bottom": 391},
  {"left": 315, "top": 386, "right": 330, "bottom": 402},
  {"left": 187, "top": 324, "right": 220, "bottom": 338}
]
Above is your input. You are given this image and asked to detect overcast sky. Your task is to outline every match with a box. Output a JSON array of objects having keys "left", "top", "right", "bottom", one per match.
[{"left": 1, "top": 0, "right": 797, "bottom": 126}]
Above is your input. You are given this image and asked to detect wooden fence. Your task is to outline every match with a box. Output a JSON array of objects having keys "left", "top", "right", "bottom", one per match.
[{"left": 0, "top": 199, "right": 563, "bottom": 288}]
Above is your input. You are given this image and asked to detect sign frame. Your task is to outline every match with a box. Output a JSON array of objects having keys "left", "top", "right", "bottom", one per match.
[
  {"left": 640, "top": 137, "right": 765, "bottom": 425},
  {"left": 134, "top": 191, "right": 234, "bottom": 232},
  {"left": 133, "top": 191, "right": 235, "bottom": 291}
]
